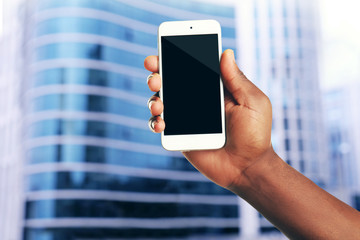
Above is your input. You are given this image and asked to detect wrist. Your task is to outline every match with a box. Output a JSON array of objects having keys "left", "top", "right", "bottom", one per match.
[{"left": 227, "top": 146, "right": 284, "bottom": 197}]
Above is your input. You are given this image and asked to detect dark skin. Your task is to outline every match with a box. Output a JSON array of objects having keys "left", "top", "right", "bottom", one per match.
[{"left": 145, "top": 49, "right": 360, "bottom": 239}]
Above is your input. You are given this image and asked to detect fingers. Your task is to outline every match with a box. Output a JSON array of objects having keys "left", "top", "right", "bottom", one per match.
[
  {"left": 145, "top": 55, "right": 161, "bottom": 92},
  {"left": 147, "top": 73, "right": 161, "bottom": 92},
  {"left": 220, "top": 49, "right": 262, "bottom": 104},
  {"left": 144, "top": 55, "right": 159, "bottom": 73},
  {"left": 148, "top": 115, "right": 165, "bottom": 133},
  {"left": 147, "top": 91, "right": 164, "bottom": 133},
  {"left": 146, "top": 64, "right": 162, "bottom": 122},
  {"left": 147, "top": 93, "right": 163, "bottom": 116},
  {"left": 145, "top": 55, "right": 164, "bottom": 133}
]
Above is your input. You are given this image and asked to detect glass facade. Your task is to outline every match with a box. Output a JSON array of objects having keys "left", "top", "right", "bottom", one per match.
[
  {"left": 24, "top": 0, "right": 238, "bottom": 239},
  {"left": 235, "top": 0, "right": 327, "bottom": 235},
  {"left": 324, "top": 86, "right": 360, "bottom": 190}
]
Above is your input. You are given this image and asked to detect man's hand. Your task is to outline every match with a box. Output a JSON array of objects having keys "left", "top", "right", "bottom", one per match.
[
  {"left": 144, "top": 49, "right": 360, "bottom": 239},
  {"left": 144, "top": 49, "right": 274, "bottom": 189}
]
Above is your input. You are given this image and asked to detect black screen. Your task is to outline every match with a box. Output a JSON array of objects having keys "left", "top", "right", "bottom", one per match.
[{"left": 161, "top": 34, "right": 222, "bottom": 135}]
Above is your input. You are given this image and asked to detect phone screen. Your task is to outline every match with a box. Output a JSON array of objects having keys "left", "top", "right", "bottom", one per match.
[{"left": 161, "top": 34, "right": 222, "bottom": 136}]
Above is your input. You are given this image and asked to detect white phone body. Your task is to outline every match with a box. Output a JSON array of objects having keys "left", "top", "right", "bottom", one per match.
[{"left": 158, "top": 20, "right": 226, "bottom": 151}]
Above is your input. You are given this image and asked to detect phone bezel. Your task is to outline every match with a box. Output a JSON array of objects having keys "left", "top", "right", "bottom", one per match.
[{"left": 158, "top": 20, "right": 226, "bottom": 151}]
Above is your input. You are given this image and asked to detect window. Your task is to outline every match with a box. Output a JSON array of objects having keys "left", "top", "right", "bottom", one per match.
[
  {"left": 353, "top": 195, "right": 360, "bottom": 211},
  {"left": 34, "top": 68, "right": 148, "bottom": 94},
  {"left": 85, "top": 146, "right": 105, "bottom": 163},
  {"left": 298, "top": 47, "right": 303, "bottom": 59},
  {"left": 286, "top": 67, "right": 291, "bottom": 79},
  {"left": 28, "top": 145, "right": 195, "bottom": 172},
  {"left": 87, "top": 95, "right": 106, "bottom": 112},
  {"left": 284, "top": 27, "right": 289, "bottom": 39},
  {"left": 89, "top": 44, "right": 103, "bottom": 59},
  {"left": 285, "top": 138, "right": 290, "bottom": 151},
  {"left": 282, "top": 2, "right": 288, "bottom": 18},
  {"left": 125, "top": 28, "right": 134, "bottom": 42},
  {"left": 27, "top": 172, "right": 231, "bottom": 195},
  {"left": 26, "top": 199, "right": 238, "bottom": 219},
  {"left": 271, "top": 67, "right": 276, "bottom": 79},
  {"left": 297, "top": 119, "right": 302, "bottom": 130},
  {"left": 270, "top": 46, "right": 275, "bottom": 59},
  {"left": 272, "top": 118, "right": 275, "bottom": 130},
  {"left": 298, "top": 139, "right": 304, "bottom": 151},
  {"left": 30, "top": 119, "right": 159, "bottom": 145},
  {"left": 123, "top": 76, "right": 132, "bottom": 90},
  {"left": 283, "top": 118, "right": 289, "bottom": 130},
  {"left": 296, "top": 98, "right": 301, "bottom": 110},
  {"left": 88, "top": 69, "right": 107, "bottom": 86},
  {"left": 299, "top": 160, "right": 305, "bottom": 172},
  {"left": 269, "top": 26, "right": 274, "bottom": 39},
  {"left": 283, "top": 97, "right": 288, "bottom": 110},
  {"left": 24, "top": 226, "right": 239, "bottom": 239},
  {"left": 35, "top": 43, "right": 145, "bottom": 69},
  {"left": 297, "top": 27, "right": 302, "bottom": 38}
]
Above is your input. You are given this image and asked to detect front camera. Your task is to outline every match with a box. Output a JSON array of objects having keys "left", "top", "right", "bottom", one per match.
[{"left": 190, "top": 26, "right": 193, "bottom": 29}]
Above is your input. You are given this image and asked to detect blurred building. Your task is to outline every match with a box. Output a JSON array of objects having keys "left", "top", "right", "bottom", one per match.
[
  {"left": 323, "top": 82, "right": 360, "bottom": 209},
  {"left": 0, "top": 0, "right": 26, "bottom": 239},
  {"left": 237, "top": 0, "right": 327, "bottom": 183},
  {"left": 23, "top": 0, "right": 239, "bottom": 239},
  {"left": 235, "top": 0, "right": 327, "bottom": 236},
  {"left": 0, "top": 0, "right": 329, "bottom": 239}
]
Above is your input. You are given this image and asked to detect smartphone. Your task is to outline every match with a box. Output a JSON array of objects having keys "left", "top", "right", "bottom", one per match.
[{"left": 158, "top": 20, "right": 226, "bottom": 151}]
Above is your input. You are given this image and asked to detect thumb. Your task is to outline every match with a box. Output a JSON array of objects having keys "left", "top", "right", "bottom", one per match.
[{"left": 220, "top": 49, "right": 260, "bottom": 103}]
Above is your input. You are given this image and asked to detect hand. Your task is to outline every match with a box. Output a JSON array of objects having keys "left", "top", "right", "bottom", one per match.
[{"left": 144, "top": 49, "right": 274, "bottom": 190}]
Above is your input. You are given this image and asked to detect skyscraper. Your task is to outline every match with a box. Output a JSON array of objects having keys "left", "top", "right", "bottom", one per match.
[
  {"left": 237, "top": 0, "right": 327, "bottom": 184},
  {"left": 0, "top": 0, "right": 26, "bottom": 239},
  {"left": 0, "top": 0, "right": 328, "bottom": 239},
  {"left": 235, "top": 0, "right": 327, "bottom": 235},
  {"left": 323, "top": 82, "right": 360, "bottom": 208},
  {"left": 23, "top": 0, "right": 239, "bottom": 239}
]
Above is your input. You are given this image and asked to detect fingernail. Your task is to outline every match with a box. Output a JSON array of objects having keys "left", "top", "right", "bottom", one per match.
[
  {"left": 148, "top": 99, "right": 154, "bottom": 111},
  {"left": 148, "top": 118, "right": 157, "bottom": 132},
  {"left": 147, "top": 73, "right": 154, "bottom": 83},
  {"left": 229, "top": 49, "right": 235, "bottom": 62},
  {"left": 147, "top": 96, "right": 157, "bottom": 110}
]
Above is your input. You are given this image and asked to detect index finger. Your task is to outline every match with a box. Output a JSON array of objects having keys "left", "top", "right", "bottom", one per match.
[{"left": 144, "top": 55, "right": 159, "bottom": 73}]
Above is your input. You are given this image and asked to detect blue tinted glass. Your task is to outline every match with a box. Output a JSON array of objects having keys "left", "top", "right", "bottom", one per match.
[
  {"left": 149, "top": 0, "right": 234, "bottom": 18},
  {"left": 36, "top": 18, "right": 157, "bottom": 48},
  {"left": 37, "top": 0, "right": 173, "bottom": 24},
  {"left": 284, "top": 27, "right": 289, "bottom": 39},
  {"left": 255, "top": 27, "right": 259, "bottom": 39},
  {"left": 30, "top": 119, "right": 159, "bottom": 145},
  {"left": 36, "top": 0, "right": 235, "bottom": 32},
  {"left": 27, "top": 172, "right": 231, "bottom": 195},
  {"left": 35, "top": 43, "right": 145, "bottom": 70},
  {"left": 34, "top": 68, "right": 150, "bottom": 95},
  {"left": 269, "top": 26, "right": 274, "bottom": 39},
  {"left": 285, "top": 138, "right": 291, "bottom": 151},
  {"left": 26, "top": 199, "right": 237, "bottom": 219},
  {"left": 28, "top": 145, "right": 196, "bottom": 171},
  {"left": 221, "top": 27, "right": 235, "bottom": 39},
  {"left": 24, "top": 226, "right": 239, "bottom": 239},
  {"left": 32, "top": 94, "right": 147, "bottom": 120}
]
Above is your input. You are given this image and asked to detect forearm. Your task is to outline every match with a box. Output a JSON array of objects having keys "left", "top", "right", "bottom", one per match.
[{"left": 229, "top": 149, "right": 360, "bottom": 239}]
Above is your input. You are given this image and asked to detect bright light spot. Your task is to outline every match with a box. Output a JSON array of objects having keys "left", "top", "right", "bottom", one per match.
[
  {"left": 319, "top": 0, "right": 360, "bottom": 89},
  {"left": 0, "top": 0, "right": 3, "bottom": 36}
]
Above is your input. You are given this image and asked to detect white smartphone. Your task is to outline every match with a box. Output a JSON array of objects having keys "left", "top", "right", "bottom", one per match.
[{"left": 158, "top": 20, "right": 226, "bottom": 151}]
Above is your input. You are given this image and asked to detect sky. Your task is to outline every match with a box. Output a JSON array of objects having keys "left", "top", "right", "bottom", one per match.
[
  {"left": 318, "top": 0, "right": 360, "bottom": 89},
  {"left": 0, "top": 0, "right": 3, "bottom": 36}
]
